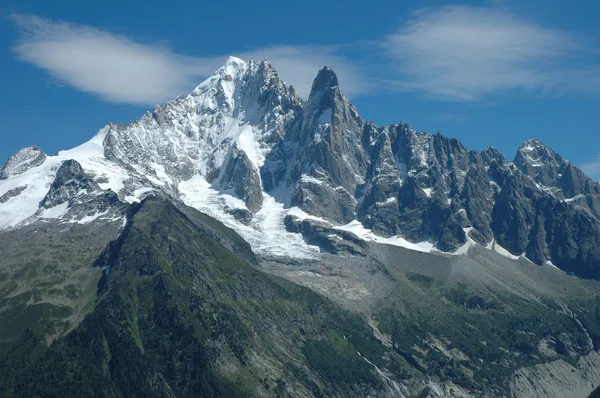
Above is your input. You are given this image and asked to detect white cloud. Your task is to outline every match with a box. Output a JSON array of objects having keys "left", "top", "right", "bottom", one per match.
[
  {"left": 382, "top": 5, "right": 600, "bottom": 100},
  {"left": 581, "top": 156, "right": 600, "bottom": 182},
  {"left": 11, "top": 9, "right": 600, "bottom": 105},
  {"left": 11, "top": 14, "right": 220, "bottom": 105},
  {"left": 11, "top": 14, "right": 365, "bottom": 105}
]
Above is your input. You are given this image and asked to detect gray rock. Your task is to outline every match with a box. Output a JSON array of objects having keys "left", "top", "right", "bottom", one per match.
[
  {"left": 230, "top": 208, "right": 253, "bottom": 223},
  {"left": 0, "top": 146, "right": 46, "bottom": 179},
  {"left": 291, "top": 179, "right": 356, "bottom": 224},
  {"left": 357, "top": 124, "right": 402, "bottom": 236},
  {"left": 41, "top": 160, "right": 100, "bottom": 208},
  {"left": 284, "top": 215, "right": 367, "bottom": 256},
  {"left": 264, "top": 66, "right": 367, "bottom": 224},
  {"left": 0, "top": 185, "right": 27, "bottom": 203},
  {"left": 462, "top": 152, "right": 494, "bottom": 244},
  {"left": 40, "top": 159, "right": 127, "bottom": 224},
  {"left": 219, "top": 145, "right": 263, "bottom": 212}
]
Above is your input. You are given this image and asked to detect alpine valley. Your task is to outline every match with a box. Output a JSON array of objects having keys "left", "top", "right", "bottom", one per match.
[{"left": 1, "top": 57, "right": 600, "bottom": 397}]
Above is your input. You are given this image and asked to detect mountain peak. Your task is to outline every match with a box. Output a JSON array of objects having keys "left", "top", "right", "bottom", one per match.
[
  {"left": 190, "top": 56, "right": 248, "bottom": 97},
  {"left": 306, "top": 66, "right": 344, "bottom": 111},
  {"left": 515, "top": 137, "right": 563, "bottom": 166},
  {"left": 222, "top": 56, "right": 247, "bottom": 74},
  {"left": 518, "top": 138, "right": 551, "bottom": 152},
  {"left": 3, "top": 53, "right": 600, "bottom": 282},
  {"left": 0, "top": 145, "right": 47, "bottom": 180},
  {"left": 311, "top": 66, "right": 339, "bottom": 91}
]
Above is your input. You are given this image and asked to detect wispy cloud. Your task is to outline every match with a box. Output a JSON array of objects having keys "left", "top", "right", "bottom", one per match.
[
  {"left": 10, "top": 8, "right": 600, "bottom": 105},
  {"left": 11, "top": 14, "right": 220, "bottom": 105},
  {"left": 581, "top": 155, "right": 600, "bottom": 181},
  {"left": 382, "top": 5, "right": 600, "bottom": 100},
  {"left": 10, "top": 14, "right": 364, "bottom": 104},
  {"left": 434, "top": 113, "right": 467, "bottom": 123}
]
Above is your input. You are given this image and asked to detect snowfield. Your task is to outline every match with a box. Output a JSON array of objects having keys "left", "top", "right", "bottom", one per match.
[{"left": 0, "top": 56, "right": 572, "bottom": 267}]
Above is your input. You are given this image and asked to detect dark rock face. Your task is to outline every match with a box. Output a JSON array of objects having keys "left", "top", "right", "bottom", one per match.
[
  {"left": 0, "top": 146, "right": 46, "bottom": 179},
  {"left": 492, "top": 174, "right": 538, "bottom": 255},
  {"left": 219, "top": 145, "right": 263, "bottom": 212},
  {"left": 41, "top": 160, "right": 100, "bottom": 208},
  {"left": 40, "top": 159, "right": 125, "bottom": 222},
  {"left": 263, "top": 66, "right": 367, "bottom": 224},
  {"left": 357, "top": 124, "right": 402, "bottom": 237},
  {"left": 0, "top": 186, "right": 27, "bottom": 203},
  {"left": 356, "top": 124, "right": 472, "bottom": 251},
  {"left": 462, "top": 152, "right": 494, "bottom": 245},
  {"left": 514, "top": 139, "right": 600, "bottom": 221},
  {"left": 290, "top": 180, "right": 356, "bottom": 224},
  {"left": 4, "top": 60, "right": 600, "bottom": 279},
  {"left": 284, "top": 215, "right": 368, "bottom": 256},
  {"left": 259, "top": 66, "right": 600, "bottom": 275}
]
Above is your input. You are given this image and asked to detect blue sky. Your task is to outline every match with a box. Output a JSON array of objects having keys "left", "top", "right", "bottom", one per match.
[{"left": 1, "top": 0, "right": 599, "bottom": 179}]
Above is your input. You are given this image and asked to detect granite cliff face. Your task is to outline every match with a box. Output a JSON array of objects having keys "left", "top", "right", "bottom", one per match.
[
  {"left": 1, "top": 57, "right": 600, "bottom": 278},
  {"left": 2, "top": 58, "right": 600, "bottom": 397}
]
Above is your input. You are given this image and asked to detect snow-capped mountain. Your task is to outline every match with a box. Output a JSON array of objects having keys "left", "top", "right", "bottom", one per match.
[{"left": 2, "top": 56, "right": 600, "bottom": 277}]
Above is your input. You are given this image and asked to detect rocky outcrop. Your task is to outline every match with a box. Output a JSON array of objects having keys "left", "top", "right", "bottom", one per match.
[
  {"left": 218, "top": 144, "right": 263, "bottom": 212},
  {"left": 0, "top": 185, "right": 27, "bottom": 203},
  {"left": 41, "top": 160, "right": 101, "bottom": 208},
  {"left": 357, "top": 124, "right": 402, "bottom": 237},
  {"left": 104, "top": 57, "right": 302, "bottom": 201},
  {"left": 0, "top": 146, "right": 46, "bottom": 179},
  {"left": 510, "top": 350, "right": 600, "bottom": 398},
  {"left": 3, "top": 57, "right": 600, "bottom": 279},
  {"left": 514, "top": 139, "right": 600, "bottom": 221},
  {"left": 284, "top": 215, "right": 368, "bottom": 256},
  {"left": 265, "top": 66, "right": 367, "bottom": 224},
  {"left": 40, "top": 159, "right": 125, "bottom": 223}
]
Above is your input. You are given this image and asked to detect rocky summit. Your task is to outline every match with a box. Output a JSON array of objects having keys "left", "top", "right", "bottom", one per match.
[
  {"left": 1, "top": 57, "right": 600, "bottom": 397},
  {"left": 2, "top": 56, "right": 599, "bottom": 278}
]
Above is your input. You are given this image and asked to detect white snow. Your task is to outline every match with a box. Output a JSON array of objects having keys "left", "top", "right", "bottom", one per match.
[
  {"left": 236, "top": 124, "right": 261, "bottom": 166},
  {"left": 221, "top": 192, "right": 248, "bottom": 210},
  {"left": 150, "top": 163, "right": 170, "bottom": 184},
  {"left": 564, "top": 194, "right": 584, "bottom": 203},
  {"left": 76, "top": 210, "right": 110, "bottom": 224},
  {"left": 452, "top": 228, "right": 476, "bottom": 255},
  {"left": 124, "top": 187, "right": 156, "bottom": 204},
  {"left": 40, "top": 202, "right": 69, "bottom": 220},
  {"left": 300, "top": 174, "right": 324, "bottom": 185},
  {"left": 0, "top": 125, "right": 132, "bottom": 229},
  {"left": 423, "top": 188, "right": 433, "bottom": 198},
  {"left": 491, "top": 240, "right": 522, "bottom": 260},
  {"left": 288, "top": 207, "right": 436, "bottom": 253},
  {"left": 178, "top": 175, "right": 321, "bottom": 259}
]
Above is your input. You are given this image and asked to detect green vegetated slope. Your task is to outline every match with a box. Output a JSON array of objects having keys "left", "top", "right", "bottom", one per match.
[
  {"left": 2, "top": 197, "right": 600, "bottom": 397},
  {"left": 370, "top": 243, "right": 600, "bottom": 395},
  {"left": 0, "top": 198, "right": 409, "bottom": 397},
  {"left": 0, "top": 220, "right": 122, "bottom": 368}
]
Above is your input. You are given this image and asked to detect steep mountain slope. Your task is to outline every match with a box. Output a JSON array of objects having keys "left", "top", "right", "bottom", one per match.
[
  {"left": 2, "top": 197, "right": 600, "bottom": 397},
  {"left": 2, "top": 57, "right": 600, "bottom": 396},
  {"left": 0, "top": 197, "right": 416, "bottom": 397},
  {"left": 2, "top": 57, "right": 599, "bottom": 278}
]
